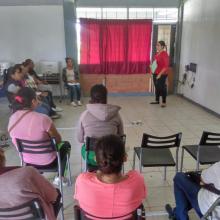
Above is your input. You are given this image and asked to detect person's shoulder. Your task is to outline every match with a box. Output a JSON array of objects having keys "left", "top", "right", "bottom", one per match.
[
  {"left": 76, "top": 172, "right": 95, "bottom": 184},
  {"left": 161, "top": 51, "right": 169, "bottom": 57},
  {"left": 79, "top": 109, "right": 90, "bottom": 121},
  {"left": 33, "top": 111, "right": 51, "bottom": 121},
  {"left": 127, "top": 170, "right": 145, "bottom": 182}
]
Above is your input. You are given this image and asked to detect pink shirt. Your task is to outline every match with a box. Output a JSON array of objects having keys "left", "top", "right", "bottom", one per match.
[
  {"left": 8, "top": 110, "right": 56, "bottom": 165},
  {"left": 74, "top": 170, "right": 147, "bottom": 219}
]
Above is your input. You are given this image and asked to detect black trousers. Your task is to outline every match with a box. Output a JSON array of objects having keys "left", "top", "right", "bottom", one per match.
[{"left": 153, "top": 74, "right": 168, "bottom": 103}]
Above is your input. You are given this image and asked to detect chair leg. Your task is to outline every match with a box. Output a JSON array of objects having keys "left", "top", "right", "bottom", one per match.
[
  {"left": 180, "top": 148, "right": 184, "bottom": 172},
  {"left": 67, "top": 155, "right": 72, "bottom": 186},
  {"left": 163, "top": 167, "right": 167, "bottom": 181},
  {"left": 58, "top": 170, "right": 64, "bottom": 220},
  {"left": 132, "top": 150, "right": 136, "bottom": 170},
  {"left": 139, "top": 156, "right": 142, "bottom": 173}
]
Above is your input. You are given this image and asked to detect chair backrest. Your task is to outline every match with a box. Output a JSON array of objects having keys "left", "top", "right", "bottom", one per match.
[
  {"left": 199, "top": 131, "right": 220, "bottom": 146},
  {"left": 74, "top": 205, "right": 145, "bottom": 220},
  {"left": 141, "top": 133, "right": 182, "bottom": 149},
  {"left": 0, "top": 198, "right": 45, "bottom": 220},
  {"left": 16, "top": 138, "right": 57, "bottom": 165},
  {"left": 85, "top": 135, "right": 126, "bottom": 152}
]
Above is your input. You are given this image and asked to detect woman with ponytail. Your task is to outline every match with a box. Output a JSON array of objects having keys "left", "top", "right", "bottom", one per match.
[
  {"left": 8, "top": 87, "right": 71, "bottom": 186},
  {"left": 150, "top": 40, "right": 169, "bottom": 107},
  {"left": 74, "top": 135, "right": 146, "bottom": 218}
]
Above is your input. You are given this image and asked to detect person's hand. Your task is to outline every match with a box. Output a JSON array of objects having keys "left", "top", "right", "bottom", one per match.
[
  {"left": 157, "top": 74, "right": 162, "bottom": 79},
  {"left": 40, "top": 91, "right": 48, "bottom": 97},
  {"left": 69, "top": 80, "right": 76, "bottom": 83}
]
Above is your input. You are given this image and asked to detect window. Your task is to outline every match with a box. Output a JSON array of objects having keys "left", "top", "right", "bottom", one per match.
[
  {"left": 102, "top": 8, "right": 127, "bottom": 19},
  {"left": 76, "top": 8, "right": 101, "bottom": 19},
  {"left": 129, "top": 8, "right": 153, "bottom": 19},
  {"left": 76, "top": 7, "right": 178, "bottom": 22}
]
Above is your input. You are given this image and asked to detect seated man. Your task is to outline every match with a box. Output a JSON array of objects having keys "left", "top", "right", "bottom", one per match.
[
  {"left": 74, "top": 135, "right": 147, "bottom": 218},
  {"left": 0, "top": 149, "right": 61, "bottom": 220},
  {"left": 77, "top": 84, "right": 124, "bottom": 165},
  {"left": 166, "top": 162, "right": 220, "bottom": 220}
]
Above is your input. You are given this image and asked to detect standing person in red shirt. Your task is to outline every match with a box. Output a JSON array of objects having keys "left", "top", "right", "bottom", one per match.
[{"left": 150, "top": 41, "right": 169, "bottom": 107}]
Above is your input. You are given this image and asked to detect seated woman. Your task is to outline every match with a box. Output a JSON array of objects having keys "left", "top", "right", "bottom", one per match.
[
  {"left": 0, "top": 149, "right": 61, "bottom": 220},
  {"left": 77, "top": 84, "right": 124, "bottom": 165},
  {"left": 22, "top": 60, "right": 62, "bottom": 113},
  {"left": 4, "top": 64, "right": 58, "bottom": 118},
  {"left": 74, "top": 135, "right": 147, "bottom": 218},
  {"left": 8, "top": 87, "right": 71, "bottom": 186},
  {"left": 21, "top": 63, "right": 61, "bottom": 117},
  {"left": 24, "top": 58, "right": 53, "bottom": 92},
  {"left": 62, "top": 57, "right": 82, "bottom": 106},
  {"left": 165, "top": 163, "right": 220, "bottom": 220}
]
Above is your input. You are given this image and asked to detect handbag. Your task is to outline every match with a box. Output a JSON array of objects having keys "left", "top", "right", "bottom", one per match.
[
  {"left": 186, "top": 171, "right": 220, "bottom": 195},
  {"left": 8, "top": 110, "right": 32, "bottom": 133}
]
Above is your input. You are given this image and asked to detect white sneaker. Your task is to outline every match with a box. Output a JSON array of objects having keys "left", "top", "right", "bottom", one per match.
[
  {"left": 53, "top": 176, "right": 68, "bottom": 187},
  {"left": 52, "top": 107, "right": 63, "bottom": 112},
  {"left": 71, "top": 102, "right": 77, "bottom": 107},
  {"left": 77, "top": 101, "right": 82, "bottom": 106},
  {"left": 51, "top": 114, "right": 61, "bottom": 119}
]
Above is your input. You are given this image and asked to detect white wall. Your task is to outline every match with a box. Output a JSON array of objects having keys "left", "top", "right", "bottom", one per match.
[
  {"left": 0, "top": 5, "right": 66, "bottom": 64},
  {"left": 179, "top": 0, "right": 220, "bottom": 114}
]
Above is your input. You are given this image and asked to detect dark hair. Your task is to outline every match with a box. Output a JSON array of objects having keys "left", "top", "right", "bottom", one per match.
[
  {"left": 90, "top": 84, "right": 107, "bottom": 104},
  {"left": 7, "top": 64, "right": 22, "bottom": 80},
  {"left": 12, "top": 87, "right": 36, "bottom": 111},
  {"left": 65, "top": 57, "right": 73, "bottom": 63},
  {"left": 158, "top": 41, "right": 167, "bottom": 50},
  {"left": 23, "top": 59, "right": 33, "bottom": 67},
  {"left": 95, "top": 135, "right": 125, "bottom": 175}
]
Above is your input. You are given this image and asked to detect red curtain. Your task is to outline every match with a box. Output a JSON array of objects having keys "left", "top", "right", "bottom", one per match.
[{"left": 80, "top": 18, "right": 152, "bottom": 74}]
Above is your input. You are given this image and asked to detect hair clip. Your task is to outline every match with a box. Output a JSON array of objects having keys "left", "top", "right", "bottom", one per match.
[{"left": 15, "top": 96, "right": 23, "bottom": 104}]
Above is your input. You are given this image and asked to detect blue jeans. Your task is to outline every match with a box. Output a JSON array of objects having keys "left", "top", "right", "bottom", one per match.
[
  {"left": 173, "top": 172, "right": 203, "bottom": 220},
  {"left": 35, "top": 102, "right": 51, "bottom": 116},
  {"left": 66, "top": 84, "right": 81, "bottom": 102}
]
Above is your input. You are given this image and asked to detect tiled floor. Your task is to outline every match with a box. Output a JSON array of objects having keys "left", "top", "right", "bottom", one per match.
[{"left": 1, "top": 94, "right": 220, "bottom": 220}]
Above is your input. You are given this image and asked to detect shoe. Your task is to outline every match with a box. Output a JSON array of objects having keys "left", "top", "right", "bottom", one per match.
[
  {"left": 51, "top": 114, "right": 61, "bottom": 119},
  {"left": 77, "top": 101, "right": 82, "bottom": 106},
  {"left": 161, "top": 103, "right": 166, "bottom": 108},
  {"left": 52, "top": 107, "right": 63, "bottom": 112},
  {"left": 165, "top": 204, "right": 176, "bottom": 220},
  {"left": 71, "top": 101, "right": 77, "bottom": 107},
  {"left": 53, "top": 176, "right": 68, "bottom": 187},
  {"left": 150, "top": 101, "right": 160, "bottom": 104}
]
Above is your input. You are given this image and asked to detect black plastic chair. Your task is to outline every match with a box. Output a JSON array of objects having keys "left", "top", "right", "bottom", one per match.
[
  {"left": 0, "top": 198, "right": 45, "bottom": 220},
  {"left": 16, "top": 138, "right": 72, "bottom": 220},
  {"left": 74, "top": 204, "right": 145, "bottom": 220},
  {"left": 83, "top": 135, "right": 126, "bottom": 172},
  {"left": 133, "top": 133, "right": 182, "bottom": 180},
  {"left": 180, "top": 131, "right": 220, "bottom": 171}
]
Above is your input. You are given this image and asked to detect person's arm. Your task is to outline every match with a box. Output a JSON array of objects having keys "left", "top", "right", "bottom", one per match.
[
  {"left": 157, "top": 53, "right": 169, "bottom": 79},
  {"left": 117, "top": 114, "right": 124, "bottom": 136},
  {"left": 62, "top": 68, "right": 67, "bottom": 83},
  {"left": 74, "top": 71, "right": 80, "bottom": 81},
  {"left": 48, "top": 123, "right": 62, "bottom": 144},
  {"left": 76, "top": 113, "right": 86, "bottom": 143},
  {"left": 30, "top": 167, "right": 58, "bottom": 203},
  {"left": 7, "top": 84, "right": 21, "bottom": 94},
  {"left": 201, "top": 162, "right": 220, "bottom": 185}
]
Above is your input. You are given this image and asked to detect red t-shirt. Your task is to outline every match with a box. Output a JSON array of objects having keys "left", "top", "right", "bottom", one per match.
[{"left": 154, "top": 51, "right": 169, "bottom": 75}]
